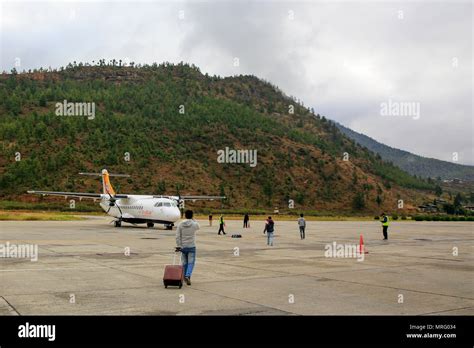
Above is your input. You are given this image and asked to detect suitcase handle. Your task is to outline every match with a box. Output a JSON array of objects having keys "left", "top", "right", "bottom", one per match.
[{"left": 173, "top": 251, "right": 181, "bottom": 265}]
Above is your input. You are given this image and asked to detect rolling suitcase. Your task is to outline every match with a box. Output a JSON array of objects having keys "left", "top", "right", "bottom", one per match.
[{"left": 163, "top": 252, "right": 183, "bottom": 289}]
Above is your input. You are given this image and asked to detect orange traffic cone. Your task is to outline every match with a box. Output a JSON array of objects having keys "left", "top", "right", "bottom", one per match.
[{"left": 359, "top": 234, "right": 369, "bottom": 254}]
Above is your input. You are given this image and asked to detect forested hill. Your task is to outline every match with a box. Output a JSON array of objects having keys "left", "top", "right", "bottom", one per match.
[
  {"left": 336, "top": 123, "right": 474, "bottom": 181},
  {"left": 0, "top": 62, "right": 438, "bottom": 213}
]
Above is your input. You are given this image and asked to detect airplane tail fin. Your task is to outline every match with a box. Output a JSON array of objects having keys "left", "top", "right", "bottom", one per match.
[
  {"left": 101, "top": 170, "right": 115, "bottom": 196},
  {"left": 79, "top": 170, "right": 130, "bottom": 196}
]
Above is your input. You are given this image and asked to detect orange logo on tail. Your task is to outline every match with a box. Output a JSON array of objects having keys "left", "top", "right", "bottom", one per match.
[{"left": 101, "top": 169, "right": 116, "bottom": 196}]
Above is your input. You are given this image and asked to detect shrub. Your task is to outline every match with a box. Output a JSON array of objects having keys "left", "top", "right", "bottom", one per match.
[
  {"left": 392, "top": 213, "right": 398, "bottom": 220},
  {"left": 401, "top": 214, "right": 407, "bottom": 220},
  {"left": 374, "top": 216, "right": 380, "bottom": 220},
  {"left": 414, "top": 215, "right": 423, "bottom": 221},
  {"left": 424, "top": 215, "right": 432, "bottom": 221},
  {"left": 432, "top": 216, "right": 440, "bottom": 221},
  {"left": 458, "top": 216, "right": 466, "bottom": 221}
]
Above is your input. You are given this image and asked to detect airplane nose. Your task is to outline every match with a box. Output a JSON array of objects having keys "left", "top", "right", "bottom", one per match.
[{"left": 168, "top": 208, "right": 181, "bottom": 221}]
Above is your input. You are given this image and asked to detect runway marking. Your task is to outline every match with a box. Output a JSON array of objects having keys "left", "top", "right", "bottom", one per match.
[
  {"left": 300, "top": 273, "right": 474, "bottom": 301},
  {"left": 0, "top": 266, "right": 110, "bottom": 272},
  {"left": 0, "top": 296, "right": 20, "bottom": 315},
  {"left": 188, "top": 287, "right": 296, "bottom": 315},
  {"left": 419, "top": 306, "right": 474, "bottom": 315}
]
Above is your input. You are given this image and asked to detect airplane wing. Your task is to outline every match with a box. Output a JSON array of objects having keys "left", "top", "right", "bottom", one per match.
[
  {"left": 154, "top": 195, "right": 226, "bottom": 201},
  {"left": 179, "top": 195, "right": 226, "bottom": 201},
  {"left": 27, "top": 191, "right": 129, "bottom": 199}
]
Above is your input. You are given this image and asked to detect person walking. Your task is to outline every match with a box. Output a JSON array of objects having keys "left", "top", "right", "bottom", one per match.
[
  {"left": 208, "top": 212, "right": 213, "bottom": 227},
  {"left": 263, "top": 216, "right": 275, "bottom": 246},
  {"left": 218, "top": 214, "right": 226, "bottom": 235},
  {"left": 243, "top": 213, "right": 249, "bottom": 228},
  {"left": 381, "top": 212, "right": 389, "bottom": 240},
  {"left": 297, "top": 213, "right": 306, "bottom": 240},
  {"left": 175, "top": 210, "right": 200, "bottom": 286}
]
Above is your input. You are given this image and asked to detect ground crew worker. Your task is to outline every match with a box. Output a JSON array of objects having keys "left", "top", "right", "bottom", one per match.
[
  {"left": 209, "top": 213, "right": 213, "bottom": 226},
  {"left": 218, "top": 214, "right": 226, "bottom": 235},
  {"left": 381, "top": 212, "right": 389, "bottom": 240}
]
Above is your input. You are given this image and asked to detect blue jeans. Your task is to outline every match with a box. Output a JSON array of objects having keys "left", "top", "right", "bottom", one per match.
[
  {"left": 181, "top": 247, "right": 196, "bottom": 278},
  {"left": 266, "top": 232, "right": 274, "bottom": 246},
  {"left": 299, "top": 226, "right": 305, "bottom": 239}
]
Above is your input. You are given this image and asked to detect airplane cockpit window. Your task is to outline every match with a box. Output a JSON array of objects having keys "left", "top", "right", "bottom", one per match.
[
  {"left": 164, "top": 202, "right": 171, "bottom": 207},
  {"left": 154, "top": 202, "right": 163, "bottom": 207}
]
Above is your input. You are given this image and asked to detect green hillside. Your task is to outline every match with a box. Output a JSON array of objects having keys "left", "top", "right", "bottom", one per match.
[
  {"left": 336, "top": 123, "right": 474, "bottom": 181},
  {"left": 0, "top": 62, "right": 437, "bottom": 213}
]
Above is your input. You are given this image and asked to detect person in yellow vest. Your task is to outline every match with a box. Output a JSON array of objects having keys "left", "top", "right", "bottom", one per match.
[
  {"left": 381, "top": 212, "right": 389, "bottom": 240},
  {"left": 218, "top": 214, "right": 226, "bottom": 235}
]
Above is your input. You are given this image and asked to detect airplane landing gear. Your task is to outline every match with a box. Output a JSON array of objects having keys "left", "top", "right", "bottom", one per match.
[
  {"left": 147, "top": 222, "right": 154, "bottom": 228},
  {"left": 165, "top": 224, "right": 173, "bottom": 230},
  {"left": 114, "top": 220, "right": 122, "bottom": 227}
]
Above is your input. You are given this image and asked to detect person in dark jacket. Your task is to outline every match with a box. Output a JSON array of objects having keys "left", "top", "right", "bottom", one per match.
[
  {"left": 208, "top": 212, "right": 213, "bottom": 226},
  {"left": 243, "top": 213, "right": 249, "bottom": 228},
  {"left": 263, "top": 216, "right": 275, "bottom": 246}
]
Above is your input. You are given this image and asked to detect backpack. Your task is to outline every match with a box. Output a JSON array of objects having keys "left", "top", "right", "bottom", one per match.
[{"left": 266, "top": 221, "right": 274, "bottom": 233}]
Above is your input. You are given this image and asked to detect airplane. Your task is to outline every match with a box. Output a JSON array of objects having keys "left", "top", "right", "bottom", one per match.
[{"left": 27, "top": 169, "right": 225, "bottom": 229}]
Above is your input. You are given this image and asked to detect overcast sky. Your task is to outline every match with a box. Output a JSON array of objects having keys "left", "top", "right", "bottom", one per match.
[{"left": 1, "top": 0, "right": 472, "bottom": 165}]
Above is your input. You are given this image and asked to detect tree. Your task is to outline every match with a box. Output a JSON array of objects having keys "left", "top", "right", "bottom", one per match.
[
  {"left": 454, "top": 193, "right": 463, "bottom": 209},
  {"left": 352, "top": 170, "right": 358, "bottom": 186},
  {"left": 434, "top": 185, "right": 442, "bottom": 197},
  {"left": 352, "top": 192, "right": 366, "bottom": 210},
  {"left": 156, "top": 180, "right": 166, "bottom": 194},
  {"left": 39, "top": 95, "right": 47, "bottom": 107},
  {"left": 376, "top": 195, "right": 382, "bottom": 206},
  {"left": 443, "top": 203, "right": 455, "bottom": 215},
  {"left": 263, "top": 181, "right": 273, "bottom": 200},
  {"left": 296, "top": 192, "right": 304, "bottom": 204}
]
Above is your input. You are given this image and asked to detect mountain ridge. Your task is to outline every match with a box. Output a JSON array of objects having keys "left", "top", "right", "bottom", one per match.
[{"left": 335, "top": 122, "right": 474, "bottom": 181}]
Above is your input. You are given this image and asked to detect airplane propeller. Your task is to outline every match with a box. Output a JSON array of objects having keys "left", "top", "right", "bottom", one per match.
[{"left": 106, "top": 192, "right": 123, "bottom": 219}]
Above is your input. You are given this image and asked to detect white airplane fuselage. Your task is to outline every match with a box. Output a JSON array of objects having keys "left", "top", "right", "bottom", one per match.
[
  {"left": 99, "top": 196, "right": 181, "bottom": 225},
  {"left": 28, "top": 169, "right": 223, "bottom": 229}
]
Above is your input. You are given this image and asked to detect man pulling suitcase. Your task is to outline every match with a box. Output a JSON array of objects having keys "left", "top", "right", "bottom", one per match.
[{"left": 175, "top": 209, "right": 200, "bottom": 285}]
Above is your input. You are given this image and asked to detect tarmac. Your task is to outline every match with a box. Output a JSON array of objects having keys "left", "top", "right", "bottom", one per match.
[{"left": 0, "top": 217, "right": 473, "bottom": 315}]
